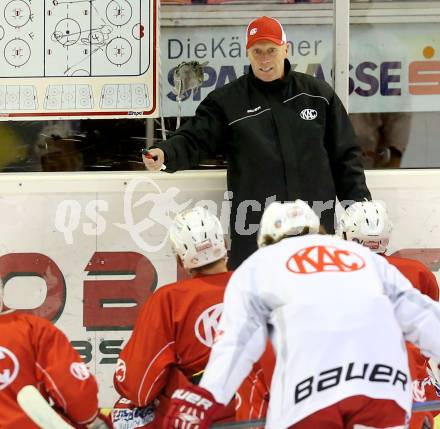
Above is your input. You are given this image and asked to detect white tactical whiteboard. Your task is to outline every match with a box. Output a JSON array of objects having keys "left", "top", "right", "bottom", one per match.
[{"left": 0, "top": 0, "right": 158, "bottom": 119}]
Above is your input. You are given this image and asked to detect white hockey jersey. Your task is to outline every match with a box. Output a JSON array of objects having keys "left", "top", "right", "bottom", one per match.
[{"left": 200, "top": 234, "right": 440, "bottom": 429}]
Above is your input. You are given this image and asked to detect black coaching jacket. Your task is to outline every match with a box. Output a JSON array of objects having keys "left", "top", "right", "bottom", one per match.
[{"left": 158, "top": 60, "right": 371, "bottom": 268}]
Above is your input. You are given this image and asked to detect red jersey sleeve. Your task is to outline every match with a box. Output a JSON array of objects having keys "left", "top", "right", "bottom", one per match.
[
  {"left": 33, "top": 318, "right": 99, "bottom": 425},
  {"left": 419, "top": 268, "right": 439, "bottom": 302},
  {"left": 114, "top": 288, "right": 176, "bottom": 407},
  {"left": 385, "top": 255, "right": 439, "bottom": 301}
]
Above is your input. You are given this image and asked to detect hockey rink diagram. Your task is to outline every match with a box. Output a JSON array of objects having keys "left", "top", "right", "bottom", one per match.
[
  {"left": 0, "top": 85, "right": 37, "bottom": 110},
  {"left": 0, "top": 0, "right": 150, "bottom": 78},
  {"left": 100, "top": 83, "right": 149, "bottom": 109},
  {"left": 45, "top": 84, "right": 93, "bottom": 110}
]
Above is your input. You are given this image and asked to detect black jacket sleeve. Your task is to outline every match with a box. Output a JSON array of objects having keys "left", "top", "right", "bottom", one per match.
[
  {"left": 324, "top": 91, "right": 371, "bottom": 205},
  {"left": 156, "top": 93, "right": 228, "bottom": 172}
]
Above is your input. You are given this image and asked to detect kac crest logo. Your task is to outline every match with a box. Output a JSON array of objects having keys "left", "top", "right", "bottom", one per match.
[
  {"left": 287, "top": 246, "right": 365, "bottom": 274},
  {"left": 300, "top": 109, "right": 318, "bottom": 120},
  {"left": 115, "top": 358, "right": 127, "bottom": 382},
  {"left": 70, "top": 362, "right": 91, "bottom": 381},
  {"left": 0, "top": 346, "right": 19, "bottom": 390},
  {"left": 194, "top": 303, "right": 223, "bottom": 347}
]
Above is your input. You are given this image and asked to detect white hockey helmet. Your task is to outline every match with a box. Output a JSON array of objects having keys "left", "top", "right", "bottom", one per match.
[
  {"left": 258, "top": 200, "right": 320, "bottom": 248},
  {"left": 337, "top": 201, "right": 393, "bottom": 253},
  {"left": 169, "top": 206, "right": 227, "bottom": 269}
]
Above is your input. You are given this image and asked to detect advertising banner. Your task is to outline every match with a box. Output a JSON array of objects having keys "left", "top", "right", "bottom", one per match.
[{"left": 160, "top": 23, "right": 440, "bottom": 116}]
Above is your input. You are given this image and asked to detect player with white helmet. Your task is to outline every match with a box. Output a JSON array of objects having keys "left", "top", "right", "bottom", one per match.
[
  {"left": 338, "top": 200, "right": 440, "bottom": 429},
  {"left": 337, "top": 200, "right": 392, "bottom": 253},
  {"left": 164, "top": 199, "right": 440, "bottom": 429},
  {"left": 337, "top": 201, "right": 437, "bottom": 297},
  {"left": 0, "top": 280, "right": 111, "bottom": 429},
  {"left": 112, "top": 207, "right": 237, "bottom": 428},
  {"left": 257, "top": 200, "right": 320, "bottom": 247},
  {"left": 169, "top": 206, "right": 227, "bottom": 270}
]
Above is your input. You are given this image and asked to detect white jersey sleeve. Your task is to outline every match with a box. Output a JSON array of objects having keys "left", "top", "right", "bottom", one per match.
[
  {"left": 373, "top": 253, "right": 440, "bottom": 360},
  {"left": 200, "top": 261, "right": 268, "bottom": 404}
]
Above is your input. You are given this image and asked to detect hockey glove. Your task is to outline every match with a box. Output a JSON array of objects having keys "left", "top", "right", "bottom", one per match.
[{"left": 163, "top": 385, "right": 221, "bottom": 429}]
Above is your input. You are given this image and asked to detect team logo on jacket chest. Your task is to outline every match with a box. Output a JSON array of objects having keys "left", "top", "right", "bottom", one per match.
[
  {"left": 287, "top": 246, "right": 366, "bottom": 274},
  {"left": 0, "top": 346, "right": 19, "bottom": 390},
  {"left": 194, "top": 303, "right": 223, "bottom": 347},
  {"left": 300, "top": 108, "right": 318, "bottom": 120}
]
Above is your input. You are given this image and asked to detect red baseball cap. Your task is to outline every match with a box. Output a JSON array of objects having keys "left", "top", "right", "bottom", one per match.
[{"left": 246, "top": 16, "right": 287, "bottom": 49}]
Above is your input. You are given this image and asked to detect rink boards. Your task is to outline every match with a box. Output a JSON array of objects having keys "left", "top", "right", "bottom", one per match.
[{"left": 0, "top": 169, "right": 439, "bottom": 407}]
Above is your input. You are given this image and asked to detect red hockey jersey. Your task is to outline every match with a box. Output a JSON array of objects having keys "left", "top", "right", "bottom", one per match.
[
  {"left": 0, "top": 312, "right": 99, "bottom": 429},
  {"left": 385, "top": 255, "right": 439, "bottom": 301},
  {"left": 113, "top": 272, "right": 236, "bottom": 428},
  {"left": 235, "top": 344, "right": 274, "bottom": 422},
  {"left": 384, "top": 255, "right": 440, "bottom": 428}
]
